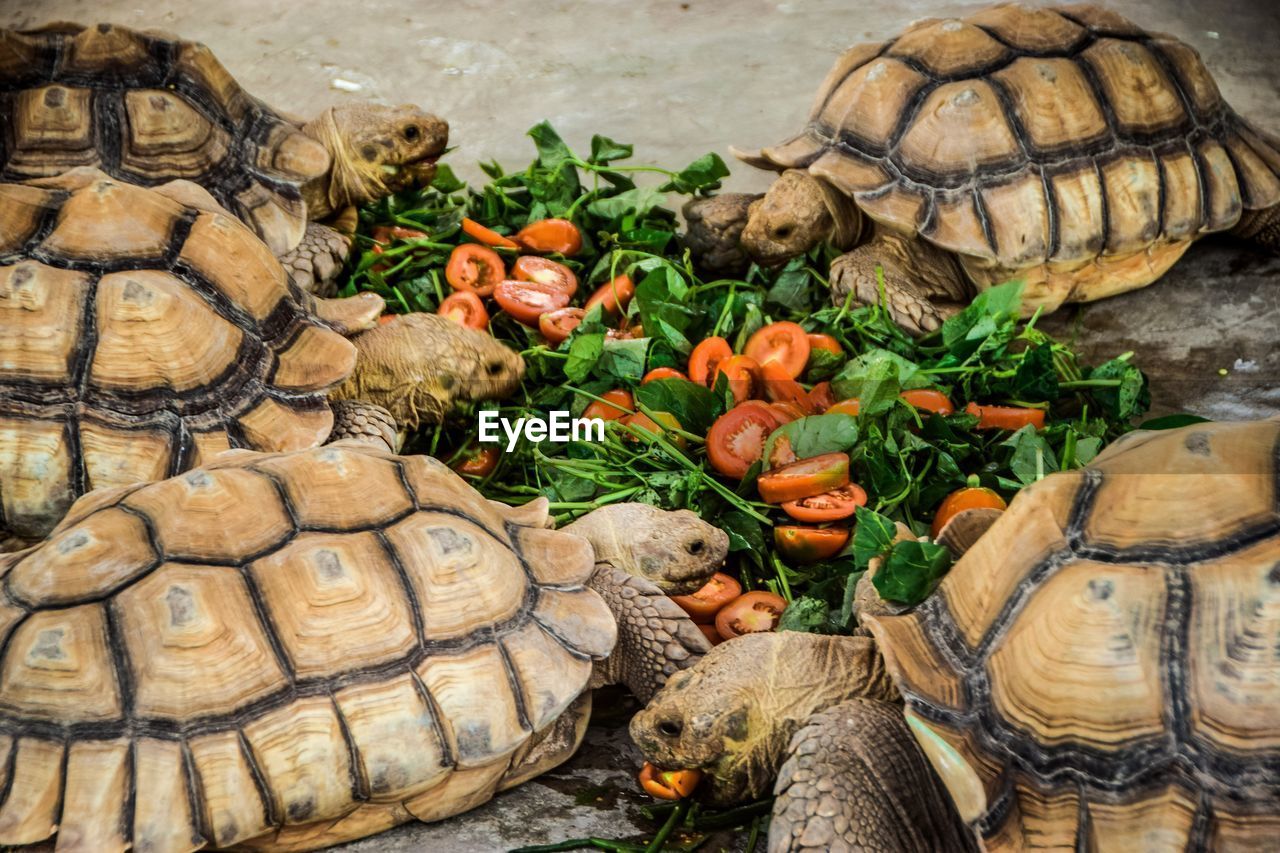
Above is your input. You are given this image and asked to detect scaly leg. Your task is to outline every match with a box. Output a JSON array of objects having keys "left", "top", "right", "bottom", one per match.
[
  {"left": 1233, "top": 204, "right": 1280, "bottom": 254},
  {"left": 325, "top": 399, "right": 399, "bottom": 452},
  {"left": 279, "top": 207, "right": 359, "bottom": 295},
  {"left": 828, "top": 230, "right": 972, "bottom": 336},
  {"left": 682, "top": 193, "right": 761, "bottom": 275},
  {"left": 769, "top": 698, "right": 976, "bottom": 853}
]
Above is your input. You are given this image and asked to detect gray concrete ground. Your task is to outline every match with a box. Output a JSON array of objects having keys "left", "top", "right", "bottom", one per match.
[{"left": 4, "top": 0, "right": 1278, "bottom": 849}]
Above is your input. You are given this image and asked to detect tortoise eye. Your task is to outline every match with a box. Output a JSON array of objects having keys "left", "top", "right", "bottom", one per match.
[{"left": 403, "top": 125, "right": 421, "bottom": 141}]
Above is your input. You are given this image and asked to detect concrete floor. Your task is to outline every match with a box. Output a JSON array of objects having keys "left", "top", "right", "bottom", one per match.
[{"left": 4, "top": 0, "right": 1278, "bottom": 849}]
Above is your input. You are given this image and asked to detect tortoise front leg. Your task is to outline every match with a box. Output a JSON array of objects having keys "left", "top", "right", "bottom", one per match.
[
  {"left": 828, "top": 230, "right": 972, "bottom": 336},
  {"left": 325, "top": 400, "right": 399, "bottom": 452},
  {"left": 682, "top": 193, "right": 761, "bottom": 276},
  {"left": 279, "top": 206, "right": 359, "bottom": 296},
  {"left": 770, "top": 698, "right": 976, "bottom": 853},
  {"left": 1232, "top": 204, "right": 1280, "bottom": 254}
]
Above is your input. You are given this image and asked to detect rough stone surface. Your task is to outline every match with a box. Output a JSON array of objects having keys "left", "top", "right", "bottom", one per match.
[{"left": 5, "top": 0, "right": 1279, "bottom": 849}]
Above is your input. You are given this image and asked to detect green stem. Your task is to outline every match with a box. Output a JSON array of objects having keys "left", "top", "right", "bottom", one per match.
[
  {"left": 1059, "top": 379, "right": 1122, "bottom": 388},
  {"left": 643, "top": 800, "right": 689, "bottom": 853}
]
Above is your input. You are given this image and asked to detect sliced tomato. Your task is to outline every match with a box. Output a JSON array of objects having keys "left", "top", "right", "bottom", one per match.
[
  {"left": 931, "top": 486, "right": 1008, "bottom": 538},
  {"left": 445, "top": 243, "right": 505, "bottom": 297},
  {"left": 900, "top": 389, "right": 954, "bottom": 415},
  {"left": 744, "top": 322, "right": 810, "bottom": 379},
  {"left": 767, "top": 433, "right": 798, "bottom": 469},
  {"left": 377, "top": 313, "right": 398, "bottom": 325},
  {"left": 688, "top": 337, "right": 733, "bottom": 387},
  {"left": 774, "top": 525, "right": 850, "bottom": 563},
  {"left": 760, "top": 360, "right": 813, "bottom": 411},
  {"left": 706, "top": 404, "right": 777, "bottom": 479},
  {"left": 516, "top": 218, "right": 583, "bottom": 255},
  {"left": 642, "top": 367, "right": 688, "bottom": 384},
  {"left": 768, "top": 401, "right": 807, "bottom": 424},
  {"left": 714, "top": 354, "right": 761, "bottom": 405},
  {"left": 827, "top": 398, "right": 861, "bottom": 417},
  {"left": 369, "top": 225, "right": 394, "bottom": 244},
  {"left": 716, "top": 591, "right": 787, "bottom": 640},
  {"left": 623, "top": 411, "right": 686, "bottom": 449},
  {"left": 583, "top": 389, "right": 634, "bottom": 421},
  {"left": 670, "top": 572, "right": 742, "bottom": 623},
  {"left": 697, "top": 623, "right": 723, "bottom": 646},
  {"left": 965, "top": 402, "right": 1046, "bottom": 431},
  {"left": 808, "top": 380, "right": 835, "bottom": 413},
  {"left": 539, "top": 306, "right": 585, "bottom": 345},
  {"left": 757, "top": 452, "right": 850, "bottom": 504},
  {"left": 387, "top": 225, "right": 429, "bottom": 240},
  {"left": 806, "top": 333, "right": 843, "bottom": 357},
  {"left": 514, "top": 255, "right": 577, "bottom": 297},
  {"left": 452, "top": 445, "right": 499, "bottom": 477},
  {"left": 369, "top": 243, "right": 389, "bottom": 273},
  {"left": 437, "top": 291, "right": 489, "bottom": 331},
  {"left": 462, "top": 217, "right": 520, "bottom": 249},
  {"left": 494, "top": 279, "right": 571, "bottom": 326},
  {"left": 781, "top": 483, "right": 867, "bottom": 523},
  {"left": 585, "top": 274, "right": 635, "bottom": 315},
  {"left": 639, "top": 762, "right": 701, "bottom": 800}
]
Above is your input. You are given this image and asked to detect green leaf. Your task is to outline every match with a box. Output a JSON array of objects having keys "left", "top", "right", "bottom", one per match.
[
  {"left": 1089, "top": 355, "right": 1150, "bottom": 420},
  {"left": 589, "top": 134, "right": 633, "bottom": 165},
  {"left": 527, "top": 121, "right": 576, "bottom": 170},
  {"left": 428, "top": 163, "right": 466, "bottom": 194},
  {"left": 659, "top": 152, "right": 730, "bottom": 194},
  {"left": 1139, "top": 413, "right": 1210, "bottom": 430},
  {"left": 565, "top": 332, "right": 605, "bottom": 383},
  {"left": 852, "top": 506, "right": 896, "bottom": 571},
  {"left": 1002, "top": 424, "right": 1060, "bottom": 485},
  {"left": 804, "top": 347, "right": 844, "bottom": 382},
  {"left": 872, "top": 540, "right": 952, "bottom": 604},
  {"left": 831, "top": 348, "right": 926, "bottom": 416},
  {"left": 720, "top": 510, "right": 766, "bottom": 568},
  {"left": 778, "top": 597, "right": 831, "bottom": 634},
  {"left": 940, "top": 280, "right": 1024, "bottom": 357},
  {"left": 763, "top": 414, "right": 858, "bottom": 468},
  {"left": 587, "top": 187, "right": 669, "bottom": 221},
  {"left": 1010, "top": 344, "right": 1060, "bottom": 402},
  {"left": 597, "top": 337, "right": 650, "bottom": 382},
  {"left": 635, "top": 378, "right": 718, "bottom": 435},
  {"left": 764, "top": 261, "right": 811, "bottom": 312}
]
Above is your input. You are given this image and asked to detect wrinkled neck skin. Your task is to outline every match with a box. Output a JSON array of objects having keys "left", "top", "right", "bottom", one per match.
[{"left": 631, "top": 632, "right": 898, "bottom": 805}]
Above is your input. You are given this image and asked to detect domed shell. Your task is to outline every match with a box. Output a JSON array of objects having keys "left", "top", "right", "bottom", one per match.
[
  {"left": 0, "top": 22, "right": 330, "bottom": 255},
  {"left": 0, "top": 169, "right": 356, "bottom": 540},
  {"left": 865, "top": 419, "right": 1280, "bottom": 849},
  {"left": 747, "top": 4, "right": 1280, "bottom": 269},
  {"left": 0, "top": 444, "right": 615, "bottom": 848}
]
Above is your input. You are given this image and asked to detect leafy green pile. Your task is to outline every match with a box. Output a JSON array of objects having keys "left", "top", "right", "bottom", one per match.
[{"left": 345, "top": 123, "right": 1151, "bottom": 628}]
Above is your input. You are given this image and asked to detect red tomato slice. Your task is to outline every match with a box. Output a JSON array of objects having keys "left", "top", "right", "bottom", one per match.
[
  {"left": 716, "top": 591, "right": 787, "bottom": 640},
  {"left": 774, "top": 525, "right": 850, "bottom": 563},
  {"left": 900, "top": 389, "right": 955, "bottom": 415},
  {"left": 806, "top": 333, "right": 843, "bottom": 356},
  {"left": 827, "top": 398, "right": 861, "bottom": 417},
  {"left": 706, "top": 404, "right": 778, "bottom": 479},
  {"left": 688, "top": 337, "right": 733, "bottom": 387},
  {"left": 516, "top": 218, "right": 583, "bottom": 255},
  {"left": 713, "top": 354, "right": 761, "bottom": 405},
  {"left": 744, "top": 321, "right": 810, "bottom": 378},
  {"left": 698, "top": 623, "right": 723, "bottom": 646},
  {"left": 494, "top": 279, "right": 571, "bottom": 326},
  {"left": 583, "top": 389, "right": 634, "bottom": 421},
  {"left": 642, "top": 367, "right": 688, "bottom": 384},
  {"left": 388, "top": 225, "right": 429, "bottom": 240},
  {"left": 781, "top": 483, "right": 868, "bottom": 522},
  {"left": 670, "top": 572, "right": 743, "bottom": 623},
  {"left": 639, "top": 762, "right": 701, "bottom": 800},
  {"left": 538, "top": 307, "right": 586, "bottom": 345},
  {"left": 462, "top": 217, "right": 520, "bottom": 249},
  {"left": 808, "top": 380, "right": 835, "bottom": 413},
  {"left": 514, "top": 255, "right": 577, "bottom": 297},
  {"left": 931, "top": 485, "right": 1008, "bottom": 538},
  {"left": 622, "top": 411, "right": 686, "bottom": 449},
  {"left": 452, "top": 445, "right": 499, "bottom": 477},
  {"left": 445, "top": 243, "right": 505, "bottom": 297},
  {"left": 585, "top": 274, "right": 635, "bottom": 315},
  {"left": 768, "top": 401, "right": 807, "bottom": 424},
  {"left": 964, "top": 402, "right": 1046, "bottom": 431},
  {"left": 757, "top": 452, "right": 850, "bottom": 503},
  {"left": 760, "top": 360, "right": 813, "bottom": 411},
  {"left": 437, "top": 291, "right": 489, "bottom": 331}
]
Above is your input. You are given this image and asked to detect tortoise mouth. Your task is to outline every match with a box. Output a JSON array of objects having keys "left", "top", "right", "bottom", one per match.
[{"left": 382, "top": 154, "right": 442, "bottom": 193}]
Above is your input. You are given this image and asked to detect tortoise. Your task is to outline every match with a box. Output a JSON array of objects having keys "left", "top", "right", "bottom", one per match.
[
  {"left": 0, "top": 21, "right": 448, "bottom": 295},
  {"left": 684, "top": 4, "right": 1280, "bottom": 334},
  {"left": 633, "top": 418, "right": 1280, "bottom": 850},
  {"left": 0, "top": 437, "right": 723, "bottom": 851},
  {"left": 0, "top": 168, "right": 525, "bottom": 543}
]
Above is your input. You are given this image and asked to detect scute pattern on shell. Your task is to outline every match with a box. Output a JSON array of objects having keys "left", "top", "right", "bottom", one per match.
[
  {"left": 0, "top": 444, "right": 615, "bottom": 849},
  {"left": 0, "top": 22, "right": 330, "bottom": 255},
  {"left": 0, "top": 171, "right": 355, "bottom": 541},
  {"left": 753, "top": 4, "right": 1280, "bottom": 268},
  {"left": 864, "top": 420, "right": 1280, "bottom": 849}
]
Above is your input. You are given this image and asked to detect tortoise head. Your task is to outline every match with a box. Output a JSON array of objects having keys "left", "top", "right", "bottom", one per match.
[
  {"left": 303, "top": 104, "right": 449, "bottom": 217},
  {"left": 564, "top": 505, "right": 729, "bottom": 594},
  {"left": 740, "top": 170, "right": 835, "bottom": 265}
]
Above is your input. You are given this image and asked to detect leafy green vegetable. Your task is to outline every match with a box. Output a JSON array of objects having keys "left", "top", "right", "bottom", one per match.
[
  {"left": 778, "top": 596, "right": 832, "bottom": 634},
  {"left": 873, "top": 540, "right": 952, "bottom": 604},
  {"left": 762, "top": 414, "right": 858, "bottom": 468},
  {"left": 635, "top": 379, "right": 719, "bottom": 435}
]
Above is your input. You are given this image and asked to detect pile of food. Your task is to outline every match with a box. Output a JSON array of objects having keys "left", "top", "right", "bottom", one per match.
[{"left": 349, "top": 122, "right": 1152, "bottom": 639}]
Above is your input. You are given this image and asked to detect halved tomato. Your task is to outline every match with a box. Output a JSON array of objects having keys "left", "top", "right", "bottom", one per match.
[
  {"left": 670, "top": 572, "right": 742, "bottom": 623},
  {"left": 768, "top": 401, "right": 807, "bottom": 424},
  {"left": 387, "top": 225, "right": 429, "bottom": 240},
  {"left": 698, "top": 623, "right": 723, "bottom": 646},
  {"left": 585, "top": 274, "right": 635, "bottom": 315},
  {"left": 774, "top": 525, "right": 850, "bottom": 563},
  {"left": 827, "top": 398, "right": 861, "bottom": 417},
  {"left": 437, "top": 291, "right": 489, "bottom": 330},
  {"left": 781, "top": 483, "right": 867, "bottom": 522},
  {"left": 462, "top": 217, "right": 520, "bottom": 249},
  {"left": 452, "top": 445, "right": 499, "bottom": 477},
  {"left": 806, "top": 333, "right": 843, "bottom": 357},
  {"left": 808, "top": 381, "right": 835, "bottom": 413},
  {"left": 706, "top": 404, "right": 778, "bottom": 479},
  {"left": 760, "top": 360, "right": 813, "bottom": 411},
  {"left": 494, "top": 279, "right": 571, "bottom": 326},
  {"left": 583, "top": 389, "right": 634, "bottom": 421},
  {"left": 931, "top": 486, "right": 1008, "bottom": 538},
  {"left": 445, "top": 243, "right": 506, "bottom": 297},
  {"left": 516, "top": 218, "right": 583, "bottom": 255},
  {"left": 639, "top": 762, "right": 701, "bottom": 800},
  {"left": 514, "top": 255, "right": 577, "bottom": 297},
  {"left": 900, "top": 389, "right": 954, "bottom": 415},
  {"left": 642, "top": 367, "right": 688, "bottom": 384},
  {"left": 744, "top": 322, "right": 810, "bottom": 379},
  {"left": 538, "top": 306, "right": 585, "bottom": 345},
  {"left": 715, "top": 591, "right": 787, "bottom": 640},
  {"left": 714, "top": 354, "right": 761, "bottom": 405},
  {"left": 623, "top": 411, "right": 686, "bottom": 449},
  {"left": 757, "top": 452, "right": 850, "bottom": 503},
  {"left": 688, "top": 337, "right": 733, "bottom": 387},
  {"left": 964, "top": 402, "right": 1046, "bottom": 431}
]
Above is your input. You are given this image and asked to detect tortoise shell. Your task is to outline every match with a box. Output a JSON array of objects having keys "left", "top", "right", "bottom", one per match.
[
  {"left": 750, "top": 4, "right": 1280, "bottom": 271},
  {"left": 0, "top": 443, "right": 615, "bottom": 849},
  {"left": 0, "top": 22, "right": 330, "bottom": 255},
  {"left": 866, "top": 420, "right": 1280, "bottom": 849},
  {"left": 0, "top": 169, "right": 356, "bottom": 541}
]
